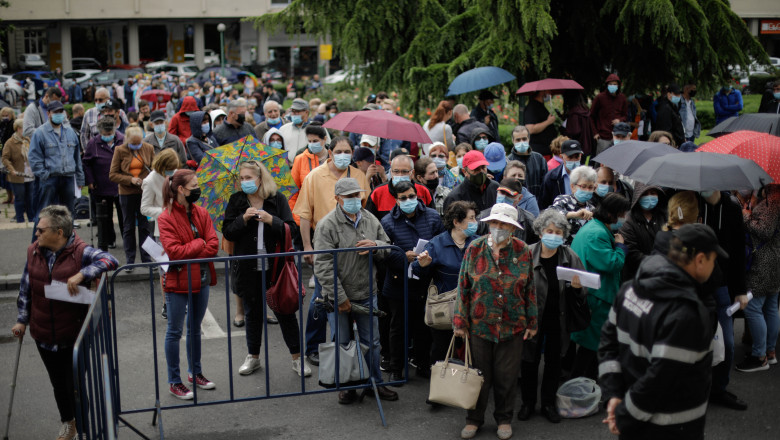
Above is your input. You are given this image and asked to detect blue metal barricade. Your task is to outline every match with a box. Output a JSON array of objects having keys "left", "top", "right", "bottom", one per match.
[{"left": 72, "top": 246, "right": 408, "bottom": 439}]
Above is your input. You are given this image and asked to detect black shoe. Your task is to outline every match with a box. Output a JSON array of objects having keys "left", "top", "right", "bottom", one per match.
[
  {"left": 425, "top": 398, "right": 443, "bottom": 409},
  {"left": 388, "top": 371, "right": 404, "bottom": 387},
  {"left": 266, "top": 314, "right": 279, "bottom": 324},
  {"left": 709, "top": 390, "right": 748, "bottom": 410},
  {"left": 380, "top": 356, "right": 391, "bottom": 372},
  {"left": 161, "top": 303, "right": 167, "bottom": 319},
  {"left": 232, "top": 319, "right": 245, "bottom": 328},
  {"left": 338, "top": 389, "right": 357, "bottom": 405},
  {"left": 107, "top": 242, "right": 116, "bottom": 249},
  {"left": 366, "top": 386, "right": 398, "bottom": 401},
  {"left": 735, "top": 355, "right": 769, "bottom": 373},
  {"left": 541, "top": 405, "right": 561, "bottom": 423},
  {"left": 125, "top": 267, "right": 134, "bottom": 273},
  {"left": 517, "top": 405, "right": 534, "bottom": 421},
  {"left": 306, "top": 353, "right": 320, "bottom": 366}
]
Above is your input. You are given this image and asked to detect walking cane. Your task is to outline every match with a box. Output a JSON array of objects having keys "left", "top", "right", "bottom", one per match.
[{"left": 3, "top": 332, "right": 23, "bottom": 440}]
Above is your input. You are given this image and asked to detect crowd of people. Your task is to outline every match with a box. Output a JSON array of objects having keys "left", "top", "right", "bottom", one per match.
[{"left": 3, "top": 70, "right": 780, "bottom": 440}]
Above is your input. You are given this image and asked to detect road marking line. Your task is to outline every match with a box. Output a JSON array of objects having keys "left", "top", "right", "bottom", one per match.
[{"left": 201, "top": 308, "right": 226, "bottom": 339}]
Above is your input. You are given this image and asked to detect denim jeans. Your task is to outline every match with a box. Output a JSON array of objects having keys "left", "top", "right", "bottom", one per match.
[
  {"left": 744, "top": 293, "right": 780, "bottom": 357},
  {"left": 118, "top": 193, "right": 151, "bottom": 264},
  {"left": 10, "top": 181, "right": 33, "bottom": 222},
  {"left": 37, "top": 175, "right": 76, "bottom": 218},
  {"left": 165, "top": 286, "right": 210, "bottom": 384},
  {"left": 327, "top": 296, "right": 383, "bottom": 384},
  {"left": 304, "top": 276, "right": 327, "bottom": 356},
  {"left": 711, "top": 286, "right": 734, "bottom": 394}
]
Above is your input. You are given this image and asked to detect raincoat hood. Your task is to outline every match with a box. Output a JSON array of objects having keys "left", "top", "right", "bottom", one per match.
[
  {"left": 263, "top": 127, "right": 284, "bottom": 147},
  {"left": 189, "top": 111, "right": 207, "bottom": 138},
  {"left": 469, "top": 126, "right": 495, "bottom": 145},
  {"left": 178, "top": 96, "right": 200, "bottom": 114},
  {"left": 630, "top": 182, "right": 664, "bottom": 210},
  {"left": 604, "top": 73, "right": 621, "bottom": 86}
]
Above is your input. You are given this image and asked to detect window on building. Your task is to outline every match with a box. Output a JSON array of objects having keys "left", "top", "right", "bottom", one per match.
[
  {"left": 271, "top": 0, "right": 291, "bottom": 4},
  {"left": 23, "top": 30, "right": 46, "bottom": 54}
]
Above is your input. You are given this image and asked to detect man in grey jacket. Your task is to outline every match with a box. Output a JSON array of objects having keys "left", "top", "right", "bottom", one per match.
[
  {"left": 144, "top": 110, "right": 187, "bottom": 166},
  {"left": 23, "top": 87, "right": 65, "bottom": 138},
  {"left": 313, "top": 178, "right": 398, "bottom": 404}
]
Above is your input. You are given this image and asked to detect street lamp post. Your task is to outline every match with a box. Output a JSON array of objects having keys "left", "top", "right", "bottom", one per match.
[{"left": 217, "top": 23, "right": 226, "bottom": 80}]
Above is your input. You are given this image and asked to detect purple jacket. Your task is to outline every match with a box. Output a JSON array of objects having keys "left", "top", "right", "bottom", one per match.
[{"left": 83, "top": 131, "right": 125, "bottom": 196}]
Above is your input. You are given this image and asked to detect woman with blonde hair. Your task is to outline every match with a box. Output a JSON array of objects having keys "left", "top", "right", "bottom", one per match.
[
  {"left": 222, "top": 160, "right": 311, "bottom": 377},
  {"left": 1, "top": 118, "right": 33, "bottom": 221},
  {"left": 652, "top": 191, "right": 699, "bottom": 254}
]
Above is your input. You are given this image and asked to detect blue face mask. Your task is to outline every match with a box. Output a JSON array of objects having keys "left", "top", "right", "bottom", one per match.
[
  {"left": 463, "top": 221, "right": 478, "bottom": 237},
  {"left": 432, "top": 157, "right": 447, "bottom": 170},
  {"left": 456, "top": 158, "right": 463, "bottom": 168},
  {"left": 639, "top": 195, "right": 659, "bottom": 210},
  {"left": 164, "top": 170, "right": 175, "bottom": 177},
  {"left": 595, "top": 184, "right": 610, "bottom": 197},
  {"left": 513, "top": 142, "right": 530, "bottom": 154},
  {"left": 270, "top": 141, "right": 283, "bottom": 149},
  {"left": 154, "top": 124, "right": 166, "bottom": 135},
  {"left": 474, "top": 139, "right": 489, "bottom": 151},
  {"left": 574, "top": 188, "right": 593, "bottom": 203},
  {"left": 496, "top": 195, "right": 515, "bottom": 206},
  {"left": 613, "top": 139, "right": 623, "bottom": 146},
  {"left": 333, "top": 153, "right": 351, "bottom": 170},
  {"left": 607, "top": 84, "right": 619, "bottom": 94},
  {"left": 399, "top": 198, "right": 418, "bottom": 214},
  {"left": 329, "top": 112, "right": 337, "bottom": 118},
  {"left": 774, "top": 92, "right": 780, "bottom": 100},
  {"left": 700, "top": 190, "right": 715, "bottom": 199},
  {"left": 101, "top": 134, "right": 115, "bottom": 143},
  {"left": 291, "top": 115, "right": 303, "bottom": 125},
  {"left": 128, "top": 143, "right": 142, "bottom": 151},
  {"left": 266, "top": 117, "right": 281, "bottom": 125},
  {"left": 392, "top": 175, "right": 411, "bottom": 185},
  {"left": 95, "top": 102, "right": 106, "bottom": 111},
  {"left": 51, "top": 113, "right": 65, "bottom": 125},
  {"left": 215, "top": 88, "right": 222, "bottom": 94},
  {"left": 308, "top": 142, "right": 323, "bottom": 154},
  {"left": 611, "top": 216, "right": 627, "bottom": 231},
  {"left": 565, "top": 160, "right": 579, "bottom": 171},
  {"left": 670, "top": 95, "right": 681, "bottom": 105},
  {"left": 187, "top": 91, "right": 195, "bottom": 96},
  {"left": 541, "top": 233, "right": 564, "bottom": 250},
  {"left": 201, "top": 123, "right": 210, "bottom": 134},
  {"left": 241, "top": 180, "right": 258, "bottom": 195},
  {"left": 341, "top": 197, "right": 362, "bottom": 214}
]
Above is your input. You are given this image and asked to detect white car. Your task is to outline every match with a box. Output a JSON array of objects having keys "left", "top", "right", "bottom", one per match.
[
  {"left": 62, "top": 69, "right": 101, "bottom": 88},
  {"left": 0, "top": 75, "right": 24, "bottom": 106},
  {"left": 323, "top": 68, "right": 364, "bottom": 84},
  {"left": 184, "top": 50, "right": 219, "bottom": 66},
  {"left": 18, "top": 53, "right": 46, "bottom": 69},
  {"left": 146, "top": 62, "right": 199, "bottom": 78}
]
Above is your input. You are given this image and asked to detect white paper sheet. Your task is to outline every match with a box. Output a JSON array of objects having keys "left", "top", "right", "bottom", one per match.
[
  {"left": 556, "top": 266, "right": 601, "bottom": 290},
  {"left": 727, "top": 291, "right": 753, "bottom": 317},
  {"left": 141, "top": 236, "right": 169, "bottom": 272},
  {"left": 44, "top": 280, "right": 96, "bottom": 305},
  {"left": 413, "top": 239, "right": 429, "bottom": 254}
]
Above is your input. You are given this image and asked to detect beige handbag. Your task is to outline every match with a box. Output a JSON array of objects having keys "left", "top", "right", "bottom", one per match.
[
  {"left": 424, "top": 282, "right": 457, "bottom": 330},
  {"left": 428, "top": 335, "right": 484, "bottom": 409}
]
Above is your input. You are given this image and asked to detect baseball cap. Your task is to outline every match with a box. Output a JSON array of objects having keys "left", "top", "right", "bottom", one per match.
[
  {"left": 612, "top": 122, "right": 631, "bottom": 136},
  {"left": 48, "top": 101, "right": 64, "bottom": 112},
  {"left": 498, "top": 178, "right": 524, "bottom": 196},
  {"left": 334, "top": 178, "right": 366, "bottom": 196},
  {"left": 366, "top": 94, "right": 377, "bottom": 104},
  {"left": 480, "top": 202, "right": 522, "bottom": 229},
  {"left": 483, "top": 142, "right": 507, "bottom": 171},
  {"left": 461, "top": 150, "right": 490, "bottom": 171},
  {"left": 561, "top": 140, "right": 583, "bottom": 157},
  {"left": 389, "top": 148, "right": 410, "bottom": 162},
  {"left": 673, "top": 224, "right": 729, "bottom": 259},
  {"left": 360, "top": 134, "right": 379, "bottom": 147},
  {"left": 150, "top": 110, "right": 166, "bottom": 122},
  {"left": 352, "top": 147, "right": 376, "bottom": 163},
  {"left": 104, "top": 99, "right": 122, "bottom": 111},
  {"left": 478, "top": 90, "right": 498, "bottom": 100},
  {"left": 290, "top": 98, "right": 309, "bottom": 111}
]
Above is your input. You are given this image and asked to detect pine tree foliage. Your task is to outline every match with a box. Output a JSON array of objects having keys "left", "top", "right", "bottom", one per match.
[{"left": 251, "top": 0, "right": 768, "bottom": 107}]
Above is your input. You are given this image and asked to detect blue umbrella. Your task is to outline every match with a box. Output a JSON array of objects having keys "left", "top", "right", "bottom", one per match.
[{"left": 446, "top": 66, "right": 516, "bottom": 96}]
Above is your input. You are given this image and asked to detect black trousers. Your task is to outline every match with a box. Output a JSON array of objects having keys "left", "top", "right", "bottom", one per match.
[
  {"left": 520, "top": 330, "right": 562, "bottom": 408},
  {"left": 240, "top": 271, "right": 301, "bottom": 356},
  {"left": 94, "top": 194, "right": 123, "bottom": 250},
  {"left": 570, "top": 345, "right": 598, "bottom": 380},
  {"left": 388, "top": 295, "right": 431, "bottom": 373},
  {"left": 37, "top": 344, "right": 76, "bottom": 423}
]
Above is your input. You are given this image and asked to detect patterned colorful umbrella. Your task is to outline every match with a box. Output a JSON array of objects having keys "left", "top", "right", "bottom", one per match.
[
  {"left": 196, "top": 135, "right": 297, "bottom": 229},
  {"left": 697, "top": 131, "right": 780, "bottom": 181}
]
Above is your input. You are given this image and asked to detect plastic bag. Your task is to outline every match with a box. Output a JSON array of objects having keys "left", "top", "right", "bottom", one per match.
[
  {"left": 556, "top": 377, "right": 602, "bottom": 418},
  {"left": 712, "top": 322, "right": 725, "bottom": 366}
]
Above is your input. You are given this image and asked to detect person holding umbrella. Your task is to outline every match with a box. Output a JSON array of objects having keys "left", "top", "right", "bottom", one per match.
[
  {"left": 471, "top": 90, "right": 499, "bottom": 141},
  {"left": 523, "top": 90, "right": 558, "bottom": 159}
]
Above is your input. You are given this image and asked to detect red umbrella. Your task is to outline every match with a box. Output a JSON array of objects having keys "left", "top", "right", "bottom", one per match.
[
  {"left": 516, "top": 78, "right": 583, "bottom": 95},
  {"left": 323, "top": 110, "right": 432, "bottom": 144},
  {"left": 139, "top": 89, "right": 172, "bottom": 111},
  {"left": 697, "top": 131, "right": 780, "bottom": 181}
]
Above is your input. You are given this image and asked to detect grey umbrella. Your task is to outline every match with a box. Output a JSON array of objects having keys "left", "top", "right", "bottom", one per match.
[
  {"left": 708, "top": 114, "right": 780, "bottom": 138},
  {"left": 591, "top": 141, "right": 682, "bottom": 175},
  {"left": 628, "top": 152, "right": 773, "bottom": 191}
]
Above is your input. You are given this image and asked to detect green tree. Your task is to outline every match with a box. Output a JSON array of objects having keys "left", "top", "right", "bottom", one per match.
[{"left": 251, "top": 0, "right": 767, "bottom": 109}]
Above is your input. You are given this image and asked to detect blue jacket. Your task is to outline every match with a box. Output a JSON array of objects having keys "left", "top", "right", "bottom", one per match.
[
  {"left": 185, "top": 111, "right": 218, "bottom": 166},
  {"left": 713, "top": 89, "right": 743, "bottom": 124},
  {"left": 381, "top": 201, "right": 444, "bottom": 299},
  {"left": 411, "top": 231, "right": 476, "bottom": 294},
  {"left": 518, "top": 187, "right": 540, "bottom": 217},
  {"left": 539, "top": 164, "right": 569, "bottom": 209},
  {"left": 29, "top": 121, "right": 84, "bottom": 185}
]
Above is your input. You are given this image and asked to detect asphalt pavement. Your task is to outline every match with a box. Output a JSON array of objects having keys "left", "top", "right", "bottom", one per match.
[{"left": 1, "top": 222, "right": 779, "bottom": 439}]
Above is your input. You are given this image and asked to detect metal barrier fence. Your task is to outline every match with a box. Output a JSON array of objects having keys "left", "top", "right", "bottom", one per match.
[{"left": 73, "top": 246, "right": 408, "bottom": 439}]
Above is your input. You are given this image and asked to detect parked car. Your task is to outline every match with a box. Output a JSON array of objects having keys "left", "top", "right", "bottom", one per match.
[
  {"left": 323, "top": 67, "right": 363, "bottom": 85},
  {"left": 17, "top": 53, "right": 46, "bottom": 70},
  {"left": 62, "top": 69, "right": 101, "bottom": 88},
  {"left": 12, "top": 71, "right": 59, "bottom": 88},
  {"left": 91, "top": 68, "right": 143, "bottom": 86},
  {"left": 192, "top": 66, "right": 241, "bottom": 85},
  {"left": 146, "top": 62, "right": 198, "bottom": 78},
  {"left": 184, "top": 49, "right": 220, "bottom": 65},
  {"left": 71, "top": 57, "right": 102, "bottom": 70},
  {"left": 0, "top": 74, "right": 24, "bottom": 106}
]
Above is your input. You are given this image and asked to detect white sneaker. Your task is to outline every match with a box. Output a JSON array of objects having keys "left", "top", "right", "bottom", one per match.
[
  {"left": 292, "top": 358, "right": 312, "bottom": 377},
  {"left": 239, "top": 355, "right": 262, "bottom": 375},
  {"left": 308, "top": 274, "right": 316, "bottom": 288},
  {"left": 56, "top": 419, "right": 77, "bottom": 440}
]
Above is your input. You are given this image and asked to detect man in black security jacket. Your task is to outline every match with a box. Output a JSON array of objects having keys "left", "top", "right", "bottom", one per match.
[
  {"left": 599, "top": 224, "right": 721, "bottom": 440},
  {"left": 443, "top": 150, "right": 498, "bottom": 213}
]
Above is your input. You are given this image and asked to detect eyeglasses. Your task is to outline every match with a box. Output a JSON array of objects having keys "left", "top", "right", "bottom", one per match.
[
  {"left": 575, "top": 184, "right": 597, "bottom": 191},
  {"left": 397, "top": 195, "right": 417, "bottom": 202},
  {"left": 36, "top": 227, "right": 54, "bottom": 234}
]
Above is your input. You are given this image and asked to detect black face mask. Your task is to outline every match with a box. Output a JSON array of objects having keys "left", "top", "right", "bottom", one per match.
[
  {"left": 424, "top": 178, "right": 439, "bottom": 195},
  {"left": 236, "top": 114, "right": 246, "bottom": 125},
  {"left": 689, "top": 90, "right": 697, "bottom": 98},
  {"left": 185, "top": 188, "right": 201, "bottom": 204},
  {"left": 468, "top": 171, "right": 487, "bottom": 187}
]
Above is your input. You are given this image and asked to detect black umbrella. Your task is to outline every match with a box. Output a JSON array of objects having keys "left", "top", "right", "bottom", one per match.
[
  {"left": 591, "top": 141, "right": 682, "bottom": 175},
  {"left": 708, "top": 114, "right": 780, "bottom": 138},
  {"left": 629, "top": 152, "right": 772, "bottom": 191}
]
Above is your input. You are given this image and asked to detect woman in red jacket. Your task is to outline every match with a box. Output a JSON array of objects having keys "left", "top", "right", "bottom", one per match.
[
  {"left": 168, "top": 95, "right": 200, "bottom": 143},
  {"left": 158, "top": 169, "right": 219, "bottom": 399}
]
